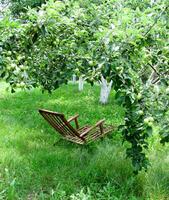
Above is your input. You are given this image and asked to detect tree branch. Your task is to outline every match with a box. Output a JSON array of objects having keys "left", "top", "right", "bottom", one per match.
[
  {"left": 144, "top": 6, "right": 169, "bottom": 37},
  {"left": 149, "top": 64, "right": 161, "bottom": 76}
]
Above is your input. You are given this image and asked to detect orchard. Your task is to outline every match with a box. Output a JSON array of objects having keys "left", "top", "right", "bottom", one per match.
[
  {"left": 0, "top": 0, "right": 169, "bottom": 174},
  {"left": 1, "top": 1, "right": 169, "bottom": 199}
]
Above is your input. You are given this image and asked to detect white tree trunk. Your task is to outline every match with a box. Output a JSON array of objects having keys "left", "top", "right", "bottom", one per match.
[
  {"left": 99, "top": 75, "right": 112, "bottom": 104},
  {"left": 78, "top": 76, "right": 84, "bottom": 91},
  {"left": 72, "top": 74, "right": 76, "bottom": 84}
]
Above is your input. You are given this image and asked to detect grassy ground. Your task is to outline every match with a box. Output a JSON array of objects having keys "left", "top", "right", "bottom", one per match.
[{"left": 0, "top": 82, "right": 169, "bottom": 200}]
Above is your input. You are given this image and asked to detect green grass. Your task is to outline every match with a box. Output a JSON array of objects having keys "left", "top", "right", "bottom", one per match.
[{"left": 0, "top": 82, "right": 169, "bottom": 200}]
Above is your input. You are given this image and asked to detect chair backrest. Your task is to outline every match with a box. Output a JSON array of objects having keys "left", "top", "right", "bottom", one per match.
[{"left": 39, "top": 109, "right": 81, "bottom": 139}]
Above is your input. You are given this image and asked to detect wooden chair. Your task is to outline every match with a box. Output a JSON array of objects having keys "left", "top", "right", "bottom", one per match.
[{"left": 39, "top": 109, "right": 115, "bottom": 144}]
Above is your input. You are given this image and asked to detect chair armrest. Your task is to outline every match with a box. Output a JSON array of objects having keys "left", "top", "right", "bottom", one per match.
[
  {"left": 67, "top": 114, "right": 79, "bottom": 123},
  {"left": 80, "top": 119, "right": 105, "bottom": 137},
  {"left": 95, "top": 119, "right": 105, "bottom": 127},
  {"left": 67, "top": 114, "right": 79, "bottom": 129}
]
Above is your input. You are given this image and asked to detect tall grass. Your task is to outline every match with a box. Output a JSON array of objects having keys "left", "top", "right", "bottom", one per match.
[{"left": 0, "top": 82, "right": 169, "bottom": 199}]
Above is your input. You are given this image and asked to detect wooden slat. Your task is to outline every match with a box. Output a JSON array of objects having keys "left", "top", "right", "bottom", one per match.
[
  {"left": 50, "top": 115, "right": 68, "bottom": 136},
  {"left": 58, "top": 116, "right": 77, "bottom": 137},
  {"left": 40, "top": 112, "right": 67, "bottom": 137},
  {"left": 84, "top": 126, "right": 113, "bottom": 142},
  {"left": 61, "top": 116, "right": 84, "bottom": 140},
  {"left": 65, "top": 136, "right": 84, "bottom": 144},
  {"left": 41, "top": 113, "right": 61, "bottom": 132},
  {"left": 39, "top": 109, "right": 84, "bottom": 142}
]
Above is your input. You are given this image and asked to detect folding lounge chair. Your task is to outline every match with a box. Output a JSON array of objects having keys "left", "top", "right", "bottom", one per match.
[{"left": 39, "top": 109, "right": 114, "bottom": 144}]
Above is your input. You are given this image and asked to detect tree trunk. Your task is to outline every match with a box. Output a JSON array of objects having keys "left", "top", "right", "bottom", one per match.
[
  {"left": 72, "top": 74, "right": 76, "bottom": 84},
  {"left": 78, "top": 76, "right": 84, "bottom": 91},
  {"left": 99, "top": 75, "right": 112, "bottom": 104}
]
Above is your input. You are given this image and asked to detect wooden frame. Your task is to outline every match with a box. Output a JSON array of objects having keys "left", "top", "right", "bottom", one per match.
[{"left": 39, "top": 109, "right": 115, "bottom": 144}]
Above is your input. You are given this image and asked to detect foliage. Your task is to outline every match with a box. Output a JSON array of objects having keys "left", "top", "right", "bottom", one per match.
[
  {"left": 0, "top": 0, "right": 169, "bottom": 173},
  {"left": 1, "top": 0, "right": 47, "bottom": 15},
  {"left": 146, "top": 83, "right": 169, "bottom": 144}
]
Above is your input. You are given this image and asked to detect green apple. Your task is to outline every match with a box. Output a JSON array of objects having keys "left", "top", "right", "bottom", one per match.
[
  {"left": 53, "top": 41, "right": 57, "bottom": 45},
  {"left": 75, "top": 68, "right": 79, "bottom": 73},
  {"left": 136, "top": 93, "right": 142, "bottom": 100},
  {"left": 144, "top": 117, "right": 154, "bottom": 124},
  {"left": 17, "top": 55, "right": 22, "bottom": 61},
  {"left": 89, "top": 61, "right": 94, "bottom": 66},
  {"left": 144, "top": 118, "right": 149, "bottom": 124},
  {"left": 7, "top": 65, "right": 11, "bottom": 70},
  {"left": 147, "top": 122, "right": 153, "bottom": 127},
  {"left": 11, "top": 63, "right": 16, "bottom": 69},
  {"left": 138, "top": 110, "right": 144, "bottom": 116},
  {"left": 148, "top": 117, "right": 154, "bottom": 122},
  {"left": 116, "top": 66, "right": 124, "bottom": 74},
  {"left": 7, "top": 51, "right": 12, "bottom": 56},
  {"left": 16, "top": 83, "right": 20, "bottom": 88}
]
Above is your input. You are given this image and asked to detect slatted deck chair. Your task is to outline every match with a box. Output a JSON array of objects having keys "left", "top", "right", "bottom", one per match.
[{"left": 39, "top": 109, "right": 115, "bottom": 144}]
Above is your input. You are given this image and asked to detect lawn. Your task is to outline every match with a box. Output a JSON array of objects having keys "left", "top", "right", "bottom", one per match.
[{"left": 0, "top": 82, "right": 169, "bottom": 200}]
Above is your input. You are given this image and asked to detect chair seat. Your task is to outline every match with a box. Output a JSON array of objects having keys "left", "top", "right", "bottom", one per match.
[
  {"left": 64, "top": 135, "right": 85, "bottom": 144},
  {"left": 77, "top": 125, "right": 91, "bottom": 133},
  {"left": 78, "top": 125, "right": 114, "bottom": 143},
  {"left": 64, "top": 125, "right": 113, "bottom": 144}
]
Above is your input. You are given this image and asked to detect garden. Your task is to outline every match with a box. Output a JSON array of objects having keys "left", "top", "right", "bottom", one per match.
[{"left": 0, "top": 0, "right": 169, "bottom": 199}]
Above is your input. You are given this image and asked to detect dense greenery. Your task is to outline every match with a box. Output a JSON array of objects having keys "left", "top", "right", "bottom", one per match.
[
  {"left": 0, "top": 82, "right": 169, "bottom": 199},
  {"left": 1, "top": 0, "right": 47, "bottom": 15},
  {"left": 0, "top": 0, "right": 169, "bottom": 173}
]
